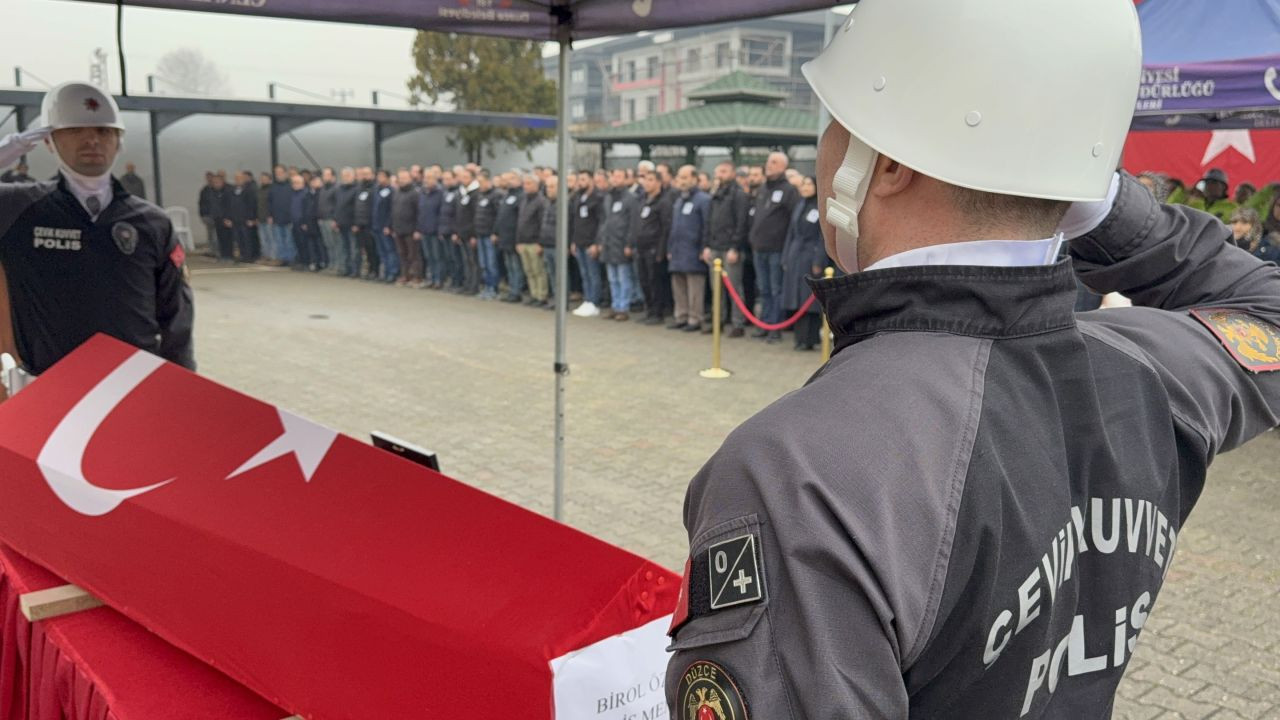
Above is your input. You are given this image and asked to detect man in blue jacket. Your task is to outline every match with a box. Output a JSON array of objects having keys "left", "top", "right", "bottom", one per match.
[
  {"left": 417, "top": 167, "right": 445, "bottom": 289},
  {"left": 266, "top": 164, "right": 294, "bottom": 265},
  {"left": 666, "top": 165, "right": 710, "bottom": 332}
]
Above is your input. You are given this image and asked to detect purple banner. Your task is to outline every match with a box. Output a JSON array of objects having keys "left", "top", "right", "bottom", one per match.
[
  {"left": 83, "top": 0, "right": 839, "bottom": 40},
  {"left": 1136, "top": 54, "right": 1280, "bottom": 115}
]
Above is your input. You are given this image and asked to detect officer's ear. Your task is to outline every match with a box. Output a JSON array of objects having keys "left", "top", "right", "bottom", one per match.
[{"left": 868, "top": 155, "right": 915, "bottom": 201}]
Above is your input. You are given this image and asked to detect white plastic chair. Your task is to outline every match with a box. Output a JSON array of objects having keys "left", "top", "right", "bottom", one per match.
[{"left": 165, "top": 206, "right": 195, "bottom": 253}]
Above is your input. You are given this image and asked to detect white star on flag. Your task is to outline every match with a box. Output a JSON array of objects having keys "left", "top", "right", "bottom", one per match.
[{"left": 1201, "top": 130, "right": 1256, "bottom": 166}]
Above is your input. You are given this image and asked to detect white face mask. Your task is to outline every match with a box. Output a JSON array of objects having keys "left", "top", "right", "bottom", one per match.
[{"left": 824, "top": 133, "right": 878, "bottom": 273}]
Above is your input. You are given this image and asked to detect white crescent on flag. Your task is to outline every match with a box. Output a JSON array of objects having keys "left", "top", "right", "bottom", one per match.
[{"left": 36, "top": 350, "right": 173, "bottom": 516}]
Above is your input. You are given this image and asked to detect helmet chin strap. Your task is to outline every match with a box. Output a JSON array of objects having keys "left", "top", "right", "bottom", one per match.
[{"left": 824, "top": 134, "right": 878, "bottom": 272}]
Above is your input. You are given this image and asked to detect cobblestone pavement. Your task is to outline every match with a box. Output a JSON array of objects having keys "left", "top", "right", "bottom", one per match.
[{"left": 190, "top": 262, "right": 1278, "bottom": 718}]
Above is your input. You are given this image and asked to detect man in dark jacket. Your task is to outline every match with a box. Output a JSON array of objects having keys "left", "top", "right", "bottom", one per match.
[
  {"left": 351, "top": 167, "right": 378, "bottom": 280},
  {"left": 634, "top": 169, "right": 674, "bottom": 324},
  {"left": 748, "top": 152, "right": 800, "bottom": 341},
  {"left": 417, "top": 167, "right": 445, "bottom": 289},
  {"left": 438, "top": 168, "right": 462, "bottom": 291},
  {"left": 667, "top": 165, "right": 711, "bottom": 331},
  {"left": 255, "top": 172, "right": 272, "bottom": 263},
  {"left": 316, "top": 167, "right": 340, "bottom": 275},
  {"left": 454, "top": 167, "right": 479, "bottom": 295},
  {"left": 289, "top": 175, "right": 318, "bottom": 270},
  {"left": 473, "top": 170, "right": 502, "bottom": 299},
  {"left": 570, "top": 170, "right": 606, "bottom": 317},
  {"left": 495, "top": 171, "right": 524, "bottom": 302},
  {"left": 119, "top": 162, "right": 146, "bottom": 199},
  {"left": 333, "top": 167, "right": 359, "bottom": 277},
  {"left": 390, "top": 168, "right": 422, "bottom": 286},
  {"left": 197, "top": 171, "right": 216, "bottom": 255},
  {"left": 517, "top": 173, "right": 549, "bottom": 306},
  {"left": 703, "top": 161, "right": 751, "bottom": 336},
  {"left": 371, "top": 170, "right": 398, "bottom": 282},
  {"left": 228, "top": 171, "right": 259, "bottom": 262},
  {"left": 206, "top": 172, "right": 235, "bottom": 261},
  {"left": 266, "top": 164, "right": 295, "bottom": 265},
  {"left": 538, "top": 174, "right": 561, "bottom": 310},
  {"left": 600, "top": 168, "right": 641, "bottom": 320}
]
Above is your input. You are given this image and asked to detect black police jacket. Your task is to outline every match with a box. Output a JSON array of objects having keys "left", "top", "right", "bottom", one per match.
[{"left": 0, "top": 175, "right": 195, "bottom": 375}]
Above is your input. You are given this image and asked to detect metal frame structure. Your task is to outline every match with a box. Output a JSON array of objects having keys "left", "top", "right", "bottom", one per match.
[{"left": 0, "top": 89, "right": 554, "bottom": 205}]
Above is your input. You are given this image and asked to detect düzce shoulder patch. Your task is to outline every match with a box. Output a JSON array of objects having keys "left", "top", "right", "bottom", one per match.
[
  {"left": 1190, "top": 308, "right": 1280, "bottom": 373},
  {"left": 678, "top": 660, "right": 749, "bottom": 720}
]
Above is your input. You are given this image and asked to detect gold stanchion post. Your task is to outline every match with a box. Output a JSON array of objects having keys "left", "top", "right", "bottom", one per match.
[
  {"left": 820, "top": 267, "right": 835, "bottom": 363},
  {"left": 700, "top": 258, "right": 732, "bottom": 379}
]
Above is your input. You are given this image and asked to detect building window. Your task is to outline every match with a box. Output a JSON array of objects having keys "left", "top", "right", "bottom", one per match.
[
  {"left": 572, "top": 101, "right": 585, "bottom": 120},
  {"left": 742, "top": 36, "right": 785, "bottom": 68},
  {"left": 625, "top": 60, "right": 637, "bottom": 82},
  {"left": 571, "top": 67, "right": 586, "bottom": 84},
  {"left": 645, "top": 95, "right": 658, "bottom": 117},
  {"left": 647, "top": 56, "right": 660, "bottom": 79},
  {"left": 627, "top": 98, "right": 637, "bottom": 122},
  {"left": 685, "top": 48, "right": 701, "bottom": 72},
  {"left": 716, "top": 42, "right": 732, "bottom": 69}
]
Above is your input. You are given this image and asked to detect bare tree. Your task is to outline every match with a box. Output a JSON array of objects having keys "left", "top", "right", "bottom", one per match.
[{"left": 153, "top": 48, "right": 230, "bottom": 96}]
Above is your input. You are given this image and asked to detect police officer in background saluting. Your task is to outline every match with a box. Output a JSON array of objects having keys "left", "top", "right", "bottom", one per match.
[
  {"left": 667, "top": 1, "right": 1280, "bottom": 718},
  {"left": 0, "top": 82, "right": 194, "bottom": 396}
]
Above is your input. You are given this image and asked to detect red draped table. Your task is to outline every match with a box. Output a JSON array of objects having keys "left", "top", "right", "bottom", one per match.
[{"left": 0, "top": 544, "right": 284, "bottom": 720}]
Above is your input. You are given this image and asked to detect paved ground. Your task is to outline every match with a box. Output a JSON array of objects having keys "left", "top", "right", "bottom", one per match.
[{"left": 190, "top": 261, "right": 1278, "bottom": 718}]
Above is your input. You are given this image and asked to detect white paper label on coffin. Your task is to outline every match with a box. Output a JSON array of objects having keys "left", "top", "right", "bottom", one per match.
[{"left": 550, "top": 615, "right": 672, "bottom": 719}]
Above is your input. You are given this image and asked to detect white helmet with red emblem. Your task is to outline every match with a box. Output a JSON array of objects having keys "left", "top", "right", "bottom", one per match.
[{"left": 38, "top": 82, "right": 125, "bottom": 133}]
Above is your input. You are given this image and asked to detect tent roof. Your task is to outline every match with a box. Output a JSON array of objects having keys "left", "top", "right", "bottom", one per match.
[
  {"left": 575, "top": 101, "right": 818, "bottom": 146},
  {"left": 686, "top": 71, "right": 788, "bottom": 104},
  {"left": 82, "top": 0, "right": 841, "bottom": 41},
  {"left": 1138, "top": 0, "right": 1280, "bottom": 63}
]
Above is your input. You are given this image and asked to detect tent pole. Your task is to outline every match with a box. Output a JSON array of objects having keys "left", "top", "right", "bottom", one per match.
[{"left": 553, "top": 36, "right": 571, "bottom": 523}]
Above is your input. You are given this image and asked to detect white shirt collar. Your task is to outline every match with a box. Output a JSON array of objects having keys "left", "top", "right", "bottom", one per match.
[
  {"left": 60, "top": 168, "right": 114, "bottom": 221},
  {"left": 863, "top": 235, "right": 1065, "bottom": 273}
]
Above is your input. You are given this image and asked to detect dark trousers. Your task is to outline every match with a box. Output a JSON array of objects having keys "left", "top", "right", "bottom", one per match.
[
  {"left": 358, "top": 229, "right": 380, "bottom": 278},
  {"left": 503, "top": 248, "right": 525, "bottom": 298},
  {"left": 463, "top": 239, "right": 480, "bottom": 293},
  {"left": 341, "top": 227, "right": 360, "bottom": 276},
  {"left": 447, "top": 238, "right": 466, "bottom": 287},
  {"left": 793, "top": 312, "right": 821, "bottom": 348},
  {"left": 234, "top": 223, "right": 259, "bottom": 261},
  {"left": 395, "top": 232, "right": 424, "bottom": 282},
  {"left": 213, "top": 223, "right": 235, "bottom": 259},
  {"left": 635, "top": 249, "right": 671, "bottom": 319}
]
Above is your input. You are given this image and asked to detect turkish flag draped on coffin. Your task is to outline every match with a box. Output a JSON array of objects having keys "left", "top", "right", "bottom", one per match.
[
  {"left": 0, "top": 335, "right": 678, "bottom": 719},
  {"left": 1124, "top": 129, "right": 1280, "bottom": 188}
]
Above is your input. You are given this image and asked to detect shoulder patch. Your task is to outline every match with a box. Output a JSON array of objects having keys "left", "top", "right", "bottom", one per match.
[
  {"left": 1190, "top": 308, "right": 1280, "bottom": 373},
  {"left": 707, "top": 534, "right": 763, "bottom": 610},
  {"left": 678, "top": 660, "right": 749, "bottom": 720}
]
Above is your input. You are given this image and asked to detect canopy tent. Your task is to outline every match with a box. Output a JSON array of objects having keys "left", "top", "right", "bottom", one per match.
[
  {"left": 1125, "top": 0, "right": 1280, "bottom": 187},
  {"left": 65, "top": 0, "right": 844, "bottom": 522}
]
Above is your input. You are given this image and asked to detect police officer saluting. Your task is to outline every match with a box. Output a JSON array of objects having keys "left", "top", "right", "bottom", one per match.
[
  {"left": 0, "top": 82, "right": 194, "bottom": 394},
  {"left": 667, "top": 1, "right": 1280, "bottom": 718}
]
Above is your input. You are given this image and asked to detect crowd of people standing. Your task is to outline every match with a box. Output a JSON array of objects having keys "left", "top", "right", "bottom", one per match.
[{"left": 196, "top": 154, "right": 833, "bottom": 350}]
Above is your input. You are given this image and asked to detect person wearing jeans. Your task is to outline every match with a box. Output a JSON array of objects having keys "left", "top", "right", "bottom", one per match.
[
  {"left": 416, "top": 167, "right": 445, "bottom": 288},
  {"left": 570, "top": 170, "right": 605, "bottom": 317},
  {"left": 600, "top": 168, "right": 640, "bottom": 320},
  {"left": 748, "top": 152, "right": 800, "bottom": 343},
  {"left": 472, "top": 170, "right": 501, "bottom": 299}
]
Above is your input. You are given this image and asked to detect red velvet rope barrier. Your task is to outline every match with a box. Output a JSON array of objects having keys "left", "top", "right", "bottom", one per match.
[{"left": 720, "top": 273, "right": 816, "bottom": 332}]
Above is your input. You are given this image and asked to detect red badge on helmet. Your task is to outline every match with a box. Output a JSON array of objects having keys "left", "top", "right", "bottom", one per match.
[{"left": 84, "top": 98, "right": 100, "bottom": 112}]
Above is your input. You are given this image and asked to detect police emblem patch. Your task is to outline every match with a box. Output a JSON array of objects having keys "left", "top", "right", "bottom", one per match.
[
  {"left": 1190, "top": 308, "right": 1280, "bottom": 373},
  {"left": 678, "top": 661, "right": 748, "bottom": 720},
  {"left": 111, "top": 222, "right": 138, "bottom": 255}
]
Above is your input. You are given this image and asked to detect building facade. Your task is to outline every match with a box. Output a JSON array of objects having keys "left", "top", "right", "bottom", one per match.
[{"left": 545, "top": 10, "right": 831, "bottom": 131}]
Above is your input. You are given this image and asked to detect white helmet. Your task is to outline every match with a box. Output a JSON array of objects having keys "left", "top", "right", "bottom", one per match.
[
  {"left": 37, "top": 82, "right": 125, "bottom": 133},
  {"left": 804, "top": 0, "right": 1142, "bottom": 268}
]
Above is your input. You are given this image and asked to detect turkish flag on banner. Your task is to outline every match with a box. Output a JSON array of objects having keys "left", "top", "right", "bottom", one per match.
[
  {"left": 1123, "top": 129, "right": 1280, "bottom": 189},
  {"left": 0, "top": 335, "right": 678, "bottom": 720}
]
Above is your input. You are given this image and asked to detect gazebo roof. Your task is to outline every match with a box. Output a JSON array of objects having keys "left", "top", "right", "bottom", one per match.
[
  {"left": 575, "top": 101, "right": 819, "bottom": 147},
  {"left": 685, "top": 71, "right": 789, "bottom": 104}
]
